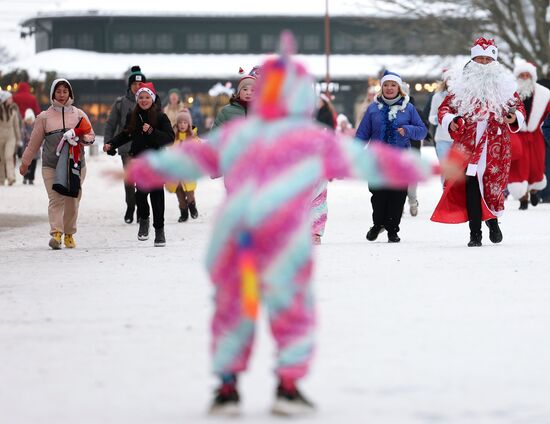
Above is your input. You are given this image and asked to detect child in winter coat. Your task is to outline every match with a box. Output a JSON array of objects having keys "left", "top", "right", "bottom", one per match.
[
  {"left": 165, "top": 110, "right": 200, "bottom": 222},
  {"left": 0, "top": 91, "right": 21, "bottom": 186},
  {"left": 19, "top": 79, "right": 95, "bottom": 249},
  {"left": 21, "top": 108, "right": 40, "bottom": 184},
  {"left": 103, "top": 82, "right": 174, "bottom": 246},
  {"left": 125, "top": 32, "right": 433, "bottom": 417},
  {"left": 212, "top": 67, "right": 258, "bottom": 130},
  {"left": 356, "top": 70, "right": 428, "bottom": 243}
]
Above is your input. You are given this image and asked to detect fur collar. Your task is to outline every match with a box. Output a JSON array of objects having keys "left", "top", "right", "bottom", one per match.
[
  {"left": 375, "top": 95, "right": 410, "bottom": 121},
  {"left": 524, "top": 83, "right": 550, "bottom": 132}
]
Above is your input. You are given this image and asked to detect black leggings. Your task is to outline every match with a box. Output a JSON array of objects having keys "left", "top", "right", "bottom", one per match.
[
  {"left": 368, "top": 186, "right": 408, "bottom": 233},
  {"left": 465, "top": 176, "right": 482, "bottom": 233},
  {"left": 136, "top": 188, "right": 165, "bottom": 229}
]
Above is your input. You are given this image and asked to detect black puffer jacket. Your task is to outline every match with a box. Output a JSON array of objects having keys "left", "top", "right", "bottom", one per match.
[{"left": 108, "top": 108, "right": 174, "bottom": 157}]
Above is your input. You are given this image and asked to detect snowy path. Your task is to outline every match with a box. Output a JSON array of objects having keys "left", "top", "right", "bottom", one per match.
[{"left": 1, "top": 149, "right": 549, "bottom": 424}]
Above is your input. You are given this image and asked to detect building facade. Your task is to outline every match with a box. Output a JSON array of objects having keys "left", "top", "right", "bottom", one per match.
[{"left": 16, "top": 11, "right": 473, "bottom": 134}]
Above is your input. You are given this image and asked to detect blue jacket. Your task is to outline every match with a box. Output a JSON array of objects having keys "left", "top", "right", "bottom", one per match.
[
  {"left": 355, "top": 96, "right": 427, "bottom": 148},
  {"left": 542, "top": 113, "right": 550, "bottom": 146}
]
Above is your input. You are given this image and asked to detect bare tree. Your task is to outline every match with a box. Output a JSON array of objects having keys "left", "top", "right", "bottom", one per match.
[
  {"left": 361, "top": 0, "right": 550, "bottom": 73},
  {"left": 472, "top": 0, "right": 550, "bottom": 73},
  {"left": 0, "top": 45, "right": 14, "bottom": 65}
]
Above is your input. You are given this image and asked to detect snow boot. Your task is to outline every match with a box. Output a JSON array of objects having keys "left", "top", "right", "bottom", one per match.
[
  {"left": 188, "top": 201, "right": 198, "bottom": 219},
  {"left": 409, "top": 200, "right": 418, "bottom": 217},
  {"left": 209, "top": 376, "right": 240, "bottom": 417},
  {"left": 124, "top": 207, "right": 134, "bottom": 224},
  {"left": 530, "top": 192, "right": 540, "bottom": 207},
  {"left": 271, "top": 381, "right": 315, "bottom": 417},
  {"left": 138, "top": 218, "right": 150, "bottom": 241},
  {"left": 366, "top": 225, "right": 385, "bottom": 241},
  {"left": 519, "top": 200, "right": 528, "bottom": 210},
  {"left": 485, "top": 219, "right": 503, "bottom": 243},
  {"left": 64, "top": 234, "right": 76, "bottom": 249},
  {"left": 154, "top": 228, "right": 166, "bottom": 247},
  {"left": 178, "top": 207, "right": 189, "bottom": 223},
  {"left": 467, "top": 231, "right": 482, "bottom": 247},
  {"left": 387, "top": 232, "right": 401, "bottom": 243},
  {"left": 48, "top": 232, "right": 62, "bottom": 250}
]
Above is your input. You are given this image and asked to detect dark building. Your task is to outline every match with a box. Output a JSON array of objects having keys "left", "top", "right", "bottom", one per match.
[{"left": 17, "top": 10, "right": 473, "bottom": 134}]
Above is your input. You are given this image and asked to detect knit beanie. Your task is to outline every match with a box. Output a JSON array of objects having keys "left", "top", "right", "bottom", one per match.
[
  {"left": 237, "top": 66, "right": 259, "bottom": 95},
  {"left": 128, "top": 65, "right": 147, "bottom": 88},
  {"left": 176, "top": 109, "right": 193, "bottom": 128}
]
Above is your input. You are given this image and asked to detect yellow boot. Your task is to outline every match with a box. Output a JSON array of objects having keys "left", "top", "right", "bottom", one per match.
[
  {"left": 64, "top": 234, "right": 76, "bottom": 249},
  {"left": 49, "top": 232, "right": 62, "bottom": 250}
]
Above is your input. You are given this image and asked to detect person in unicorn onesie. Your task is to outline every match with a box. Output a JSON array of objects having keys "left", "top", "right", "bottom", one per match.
[{"left": 125, "top": 32, "right": 433, "bottom": 417}]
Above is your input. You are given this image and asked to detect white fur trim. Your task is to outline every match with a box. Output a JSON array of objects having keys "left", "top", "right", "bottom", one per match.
[
  {"left": 514, "top": 61, "right": 537, "bottom": 81},
  {"left": 528, "top": 175, "right": 547, "bottom": 191},
  {"left": 381, "top": 74, "right": 403, "bottom": 86},
  {"left": 508, "top": 181, "right": 528, "bottom": 200},
  {"left": 510, "top": 110, "right": 525, "bottom": 134},
  {"left": 135, "top": 87, "right": 156, "bottom": 102},
  {"left": 441, "top": 113, "right": 457, "bottom": 134},
  {"left": 471, "top": 44, "right": 498, "bottom": 61},
  {"left": 375, "top": 95, "right": 410, "bottom": 121},
  {"left": 525, "top": 84, "right": 550, "bottom": 132}
]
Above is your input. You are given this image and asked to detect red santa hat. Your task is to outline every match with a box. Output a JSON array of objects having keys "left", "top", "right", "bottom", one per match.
[
  {"left": 135, "top": 82, "right": 156, "bottom": 102},
  {"left": 513, "top": 60, "right": 537, "bottom": 81},
  {"left": 470, "top": 37, "right": 498, "bottom": 61}
]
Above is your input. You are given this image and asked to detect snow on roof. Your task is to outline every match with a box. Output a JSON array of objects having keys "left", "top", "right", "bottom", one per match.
[
  {"left": 22, "top": 0, "right": 474, "bottom": 21},
  {"left": 0, "top": 48, "right": 469, "bottom": 82}
]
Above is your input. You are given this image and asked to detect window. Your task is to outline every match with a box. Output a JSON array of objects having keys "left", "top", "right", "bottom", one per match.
[
  {"left": 77, "top": 33, "right": 94, "bottom": 50},
  {"left": 113, "top": 33, "right": 131, "bottom": 51},
  {"left": 303, "top": 35, "right": 320, "bottom": 51},
  {"left": 209, "top": 34, "right": 226, "bottom": 51},
  {"left": 59, "top": 34, "right": 76, "bottom": 49},
  {"left": 261, "top": 34, "right": 277, "bottom": 51},
  {"left": 156, "top": 33, "right": 174, "bottom": 51},
  {"left": 334, "top": 34, "right": 352, "bottom": 53},
  {"left": 187, "top": 34, "right": 207, "bottom": 51},
  {"left": 228, "top": 33, "right": 248, "bottom": 51},
  {"left": 133, "top": 33, "right": 155, "bottom": 50}
]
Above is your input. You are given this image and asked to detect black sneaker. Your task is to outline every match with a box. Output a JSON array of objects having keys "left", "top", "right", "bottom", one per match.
[
  {"left": 178, "top": 207, "right": 189, "bottom": 223},
  {"left": 209, "top": 383, "right": 240, "bottom": 416},
  {"left": 519, "top": 200, "right": 528, "bottom": 210},
  {"left": 467, "top": 231, "right": 482, "bottom": 247},
  {"left": 366, "top": 225, "right": 385, "bottom": 241},
  {"left": 271, "top": 383, "right": 315, "bottom": 417},
  {"left": 485, "top": 219, "right": 503, "bottom": 243},
  {"left": 530, "top": 192, "right": 540, "bottom": 207},
  {"left": 124, "top": 207, "right": 134, "bottom": 224},
  {"left": 154, "top": 228, "right": 166, "bottom": 247},
  {"left": 188, "top": 201, "right": 198, "bottom": 219},
  {"left": 387, "top": 232, "right": 401, "bottom": 243},
  {"left": 138, "top": 218, "right": 150, "bottom": 241}
]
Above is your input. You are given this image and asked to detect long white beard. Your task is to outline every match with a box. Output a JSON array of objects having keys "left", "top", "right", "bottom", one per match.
[
  {"left": 448, "top": 61, "right": 517, "bottom": 122},
  {"left": 516, "top": 78, "right": 535, "bottom": 101}
]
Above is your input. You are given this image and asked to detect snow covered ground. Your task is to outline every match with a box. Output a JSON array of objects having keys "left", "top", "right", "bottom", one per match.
[{"left": 1, "top": 148, "right": 550, "bottom": 424}]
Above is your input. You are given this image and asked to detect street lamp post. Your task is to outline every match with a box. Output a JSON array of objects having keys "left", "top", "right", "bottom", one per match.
[{"left": 324, "top": 0, "right": 330, "bottom": 85}]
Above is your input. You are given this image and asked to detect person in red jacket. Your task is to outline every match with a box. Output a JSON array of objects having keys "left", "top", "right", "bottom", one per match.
[{"left": 12, "top": 81, "right": 41, "bottom": 119}]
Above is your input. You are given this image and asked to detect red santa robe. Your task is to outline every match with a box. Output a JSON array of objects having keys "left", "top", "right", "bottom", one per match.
[
  {"left": 431, "top": 93, "right": 525, "bottom": 223},
  {"left": 507, "top": 83, "right": 550, "bottom": 199}
]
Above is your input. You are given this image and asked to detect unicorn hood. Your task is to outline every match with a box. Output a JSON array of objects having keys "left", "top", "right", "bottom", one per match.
[{"left": 251, "top": 31, "right": 316, "bottom": 120}]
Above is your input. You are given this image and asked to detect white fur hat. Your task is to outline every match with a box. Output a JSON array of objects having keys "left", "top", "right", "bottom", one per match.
[
  {"left": 513, "top": 60, "right": 537, "bottom": 82},
  {"left": 471, "top": 37, "right": 498, "bottom": 61}
]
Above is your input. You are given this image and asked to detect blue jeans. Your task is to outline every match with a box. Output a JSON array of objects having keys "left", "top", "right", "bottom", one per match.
[{"left": 435, "top": 140, "right": 452, "bottom": 163}]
